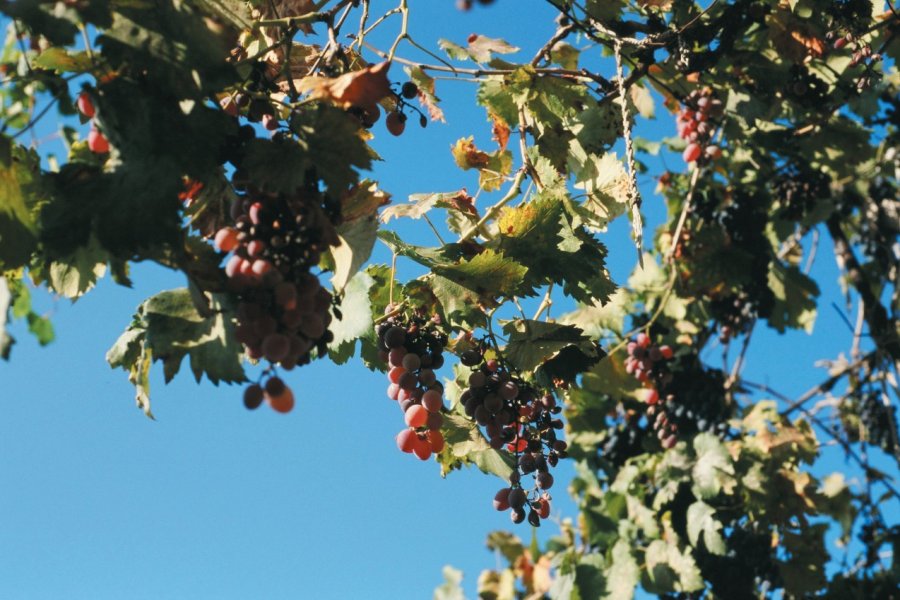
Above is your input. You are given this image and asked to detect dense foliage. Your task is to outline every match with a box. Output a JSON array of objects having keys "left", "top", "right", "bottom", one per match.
[{"left": 2, "top": 0, "right": 900, "bottom": 597}]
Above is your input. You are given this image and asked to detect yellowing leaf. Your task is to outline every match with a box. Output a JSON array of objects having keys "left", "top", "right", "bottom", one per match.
[{"left": 452, "top": 136, "right": 491, "bottom": 170}]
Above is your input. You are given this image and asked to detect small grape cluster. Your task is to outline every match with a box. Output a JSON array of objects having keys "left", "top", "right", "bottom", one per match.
[
  {"left": 214, "top": 187, "right": 340, "bottom": 411},
  {"left": 377, "top": 315, "right": 448, "bottom": 461},
  {"left": 676, "top": 89, "right": 724, "bottom": 165},
  {"left": 243, "top": 374, "right": 295, "bottom": 413},
  {"left": 75, "top": 90, "right": 110, "bottom": 154},
  {"left": 649, "top": 391, "right": 730, "bottom": 441},
  {"left": 826, "top": 26, "right": 883, "bottom": 92},
  {"left": 859, "top": 390, "right": 899, "bottom": 454},
  {"left": 347, "top": 79, "right": 427, "bottom": 136},
  {"left": 786, "top": 65, "right": 829, "bottom": 104},
  {"left": 625, "top": 332, "right": 674, "bottom": 385},
  {"left": 457, "top": 348, "right": 564, "bottom": 526}
]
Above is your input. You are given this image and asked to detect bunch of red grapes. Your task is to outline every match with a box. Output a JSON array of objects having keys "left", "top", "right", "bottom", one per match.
[
  {"left": 378, "top": 314, "right": 448, "bottom": 461},
  {"left": 457, "top": 348, "right": 563, "bottom": 526},
  {"left": 214, "top": 186, "right": 341, "bottom": 413},
  {"left": 626, "top": 333, "right": 678, "bottom": 448},
  {"left": 676, "top": 88, "right": 724, "bottom": 164},
  {"left": 625, "top": 332, "right": 673, "bottom": 385}
]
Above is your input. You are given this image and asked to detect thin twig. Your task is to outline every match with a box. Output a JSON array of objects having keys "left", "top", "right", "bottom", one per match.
[
  {"left": 458, "top": 168, "right": 527, "bottom": 243},
  {"left": 666, "top": 166, "right": 702, "bottom": 262}
]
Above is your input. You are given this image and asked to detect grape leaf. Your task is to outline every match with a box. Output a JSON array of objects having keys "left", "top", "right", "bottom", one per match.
[
  {"left": 437, "top": 413, "right": 515, "bottom": 479},
  {"left": 692, "top": 433, "right": 737, "bottom": 499},
  {"left": 432, "top": 249, "right": 528, "bottom": 299},
  {"left": 433, "top": 566, "right": 466, "bottom": 600},
  {"left": 604, "top": 539, "right": 640, "bottom": 600},
  {"left": 107, "top": 288, "right": 246, "bottom": 416},
  {"left": 767, "top": 262, "right": 819, "bottom": 333},
  {"left": 32, "top": 47, "right": 93, "bottom": 73},
  {"left": 502, "top": 320, "right": 600, "bottom": 382},
  {"left": 46, "top": 235, "right": 108, "bottom": 300},
  {"left": 328, "top": 271, "right": 375, "bottom": 365},
  {"left": 0, "top": 144, "right": 39, "bottom": 270},
  {"left": 686, "top": 501, "right": 726, "bottom": 555},
  {"left": 331, "top": 215, "right": 377, "bottom": 292}
]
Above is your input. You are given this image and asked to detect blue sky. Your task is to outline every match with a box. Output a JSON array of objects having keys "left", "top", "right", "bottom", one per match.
[{"left": 1, "top": 2, "right": 896, "bottom": 598}]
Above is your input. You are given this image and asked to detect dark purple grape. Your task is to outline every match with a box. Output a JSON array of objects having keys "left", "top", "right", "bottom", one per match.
[
  {"left": 244, "top": 384, "right": 264, "bottom": 410},
  {"left": 383, "top": 326, "right": 406, "bottom": 348}
]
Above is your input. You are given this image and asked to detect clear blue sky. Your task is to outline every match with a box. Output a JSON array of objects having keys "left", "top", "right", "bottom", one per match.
[{"left": 1, "top": 3, "right": 895, "bottom": 599}]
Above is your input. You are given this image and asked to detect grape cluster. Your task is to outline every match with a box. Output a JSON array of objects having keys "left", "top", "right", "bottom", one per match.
[
  {"left": 710, "top": 190, "right": 776, "bottom": 335},
  {"left": 213, "top": 186, "right": 340, "bottom": 411},
  {"left": 772, "top": 162, "right": 831, "bottom": 220},
  {"left": 457, "top": 348, "right": 563, "bottom": 526},
  {"left": 859, "top": 391, "right": 899, "bottom": 454},
  {"left": 601, "top": 412, "right": 647, "bottom": 467},
  {"left": 626, "top": 333, "right": 678, "bottom": 446},
  {"left": 676, "top": 89, "right": 724, "bottom": 165},
  {"left": 377, "top": 315, "right": 448, "bottom": 461}
]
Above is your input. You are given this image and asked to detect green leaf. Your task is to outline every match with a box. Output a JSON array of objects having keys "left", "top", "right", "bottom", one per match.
[
  {"left": 502, "top": 319, "right": 600, "bottom": 382},
  {"left": 643, "top": 540, "right": 678, "bottom": 592},
  {"left": 0, "top": 144, "right": 39, "bottom": 270},
  {"left": 685, "top": 501, "right": 726, "bottom": 555},
  {"left": 604, "top": 539, "right": 639, "bottom": 600},
  {"left": 438, "top": 39, "right": 470, "bottom": 61},
  {"left": 46, "top": 236, "right": 108, "bottom": 299},
  {"left": 692, "top": 433, "right": 736, "bottom": 499},
  {"left": 331, "top": 216, "right": 377, "bottom": 292},
  {"left": 486, "top": 531, "right": 526, "bottom": 564},
  {"left": 290, "top": 105, "right": 372, "bottom": 192},
  {"left": 432, "top": 249, "right": 528, "bottom": 300},
  {"left": 433, "top": 565, "right": 466, "bottom": 600},
  {"left": 560, "top": 289, "right": 631, "bottom": 339},
  {"left": 107, "top": 289, "right": 246, "bottom": 416},
  {"left": 570, "top": 153, "right": 630, "bottom": 232},
  {"left": 26, "top": 312, "right": 54, "bottom": 346},
  {"left": 436, "top": 413, "right": 515, "bottom": 479},
  {"left": 329, "top": 271, "right": 375, "bottom": 365},
  {"left": 767, "top": 262, "right": 819, "bottom": 333},
  {"left": 574, "top": 553, "right": 606, "bottom": 599},
  {"left": 629, "top": 84, "right": 655, "bottom": 119},
  {"left": 32, "top": 47, "right": 93, "bottom": 73},
  {"left": 550, "top": 42, "right": 580, "bottom": 70},
  {"left": 495, "top": 191, "right": 615, "bottom": 304}
]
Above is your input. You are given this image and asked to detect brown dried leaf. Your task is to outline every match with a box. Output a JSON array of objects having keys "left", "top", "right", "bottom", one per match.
[
  {"left": 341, "top": 180, "right": 391, "bottom": 222},
  {"left": 417, "top": 90, "right": 446, "bottom": 123},
  {"left": 491, "top": 113, "right": 510, "bottom": 151},
  {"left": 298, "top": 62, "right": 393, "bottom": 109},
  {"left": 767, "top": 10, "right": 825, "bottom": 62}
]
